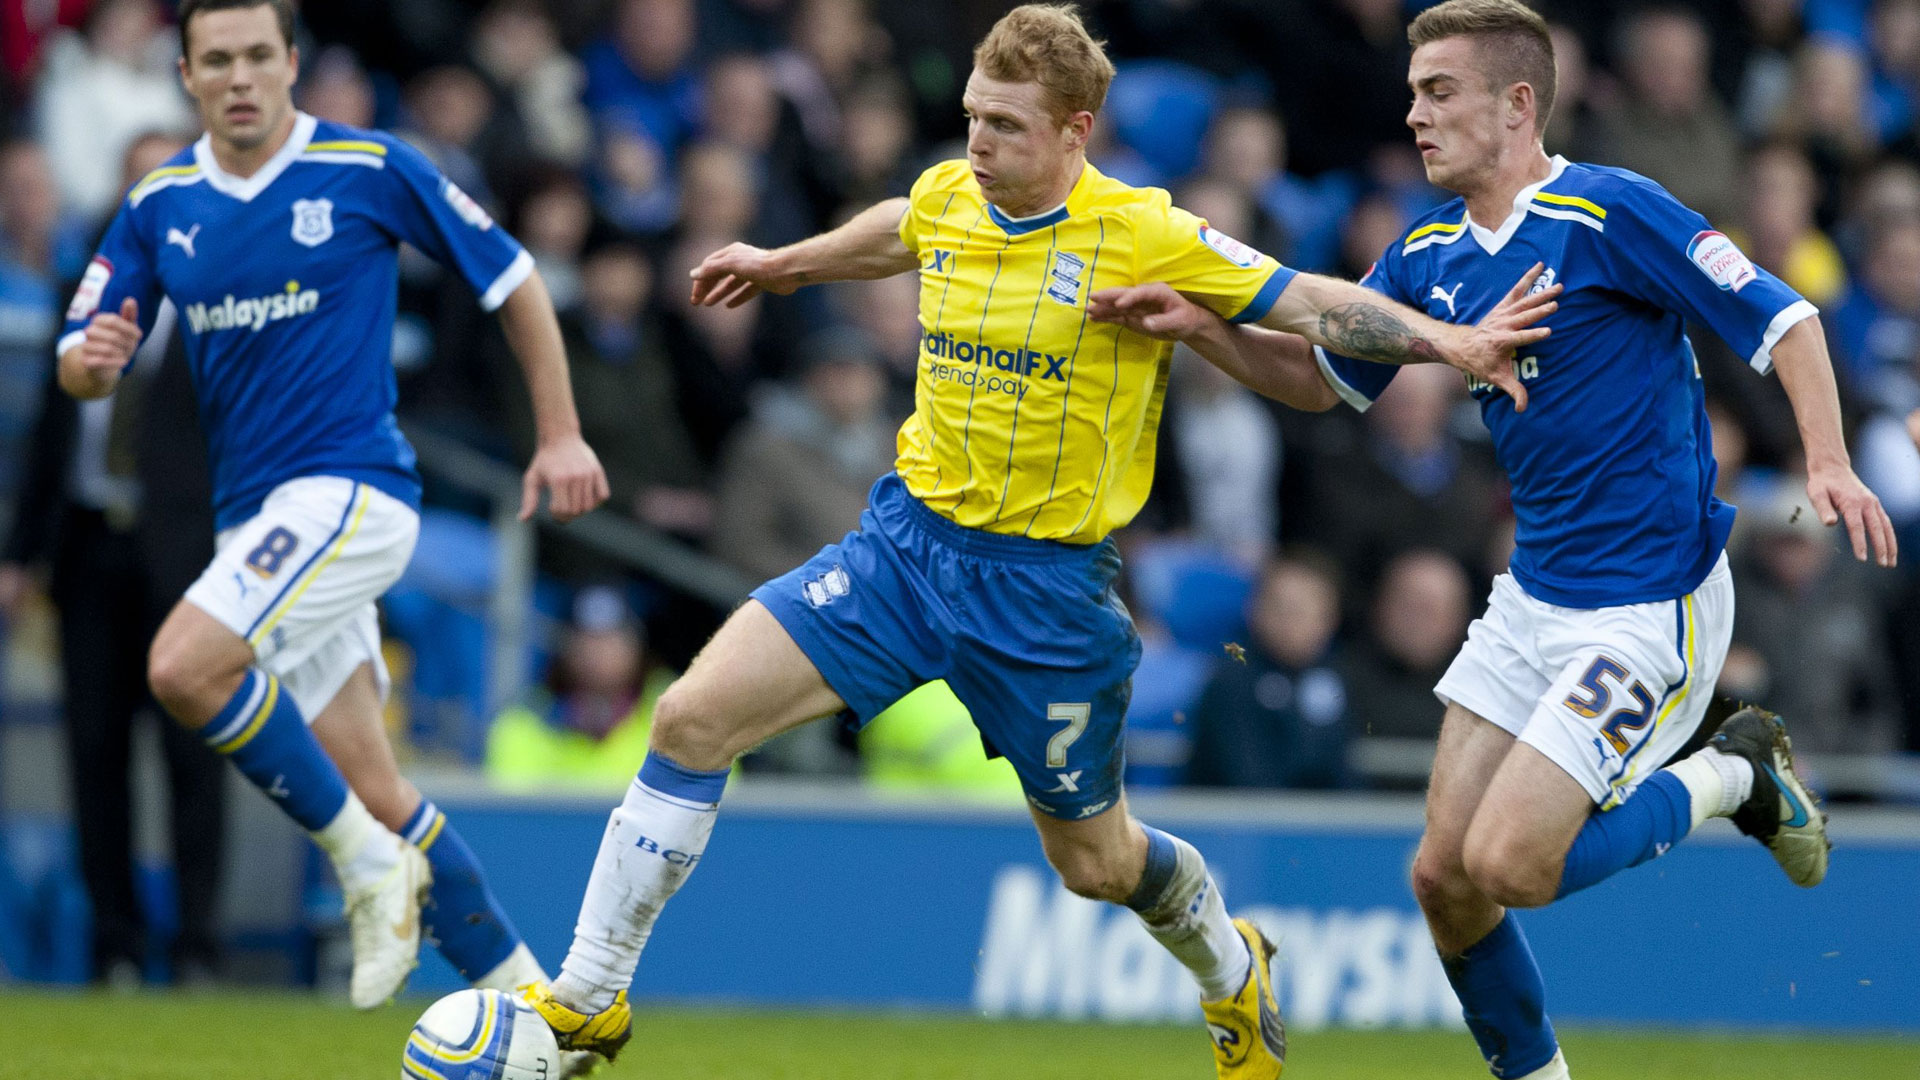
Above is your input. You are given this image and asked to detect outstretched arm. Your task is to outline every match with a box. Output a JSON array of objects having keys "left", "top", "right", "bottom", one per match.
[
  {"left": 689, "top": 197, "right": 918, "bottom": 308},
  {"left": 1087, "top": 284, "right": 1337, "bottom": 411},
  {"left": 1255, "top": 266, "right": 1559, "bottom": 411},
  {"left": 1770, "top": 317, "right": 1897, "bottom": 566},
  {"left": 497, "top": 268, "right": 610, "bottom": 523}
]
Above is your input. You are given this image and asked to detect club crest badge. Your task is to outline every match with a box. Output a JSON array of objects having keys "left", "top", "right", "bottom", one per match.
[{"left": 290, "top": 198, "right": 335, "bottom": 247}]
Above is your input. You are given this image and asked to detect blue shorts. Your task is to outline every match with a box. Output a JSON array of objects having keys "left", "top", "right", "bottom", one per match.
[{"left": 752, "top": 473, "right": 1142, "bottom": 819}]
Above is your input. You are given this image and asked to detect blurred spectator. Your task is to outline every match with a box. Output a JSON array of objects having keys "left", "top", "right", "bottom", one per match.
[
  {"left": 507, "top": 165, "right": 596, "bottom": 315},
  {"left": 1729, "top": 479, "right": 1902, "bottom": 752},
  {"left": 1592, "top": 6, "right": 1742, "bottom": 227},
  {"left": 840, "top": 78, "right": 920, "bottom": 207},
  {"left": 1834, "top": 157, "right": 1920, "bottom": 265},
  {"left": 31, "top": 0, "right": 193, "bottom": 222},
  {"left": 0, "top": 130, "right": 226, "bottom": 986},
  {"left": 680, "top": 140, "right": 762, "bottom": 240},
  {"left": 710, "top": 326, "right": 895, "bottom": 582},
  {"left": 397, "top": 65, "right": 499, "bottom": 211},
  {"left": 769, "top": 0, "right": 891, "bottom": 154},
  {"left": 1868, "top": 0, "right": 1920, "bottom": 145},
  {"left": 298, "top": 46, "right": 378, "bottom": 129},
  {"left": 583, "top": 0, "right": 702, "bottom": 159},
  {"left": 469, "top": 0, "right": 591, "bottom": 170},
  {"left": 1777, "top": 39, "right": 1878, "bottom": 216},
  {"left": 1737, "top": 142, "right": 1849, "bottom": 307},
  {"left": 1825, "top": 218, "right": 1920, "bottom": 399},
  {"left": 0, "top": 139, "right": 87, "bottom": 510},
  {"left": 1194, "top": 106, "right": 1335, "bottom": 269},
  {"left": 1338, "top": 192, "right": 1408, "bottom": 280},
  {"left": 1542, "top": 21, "right": 1601, "bottom": 160},
  {"left": 1185, "top": 553, "right": 1350, "bottom": 790},
  {"left": 1142, "top": 347, "right": 1281, "bottom": 564},
  {"left": 516, "top": 243, "right": 709, "bottom": 554},
  {"left": 1263, "top": 0, "right": 1413, "bottom": 178},
  {"left": 486, "top": 586, "right": 675, "bottom": 793},
  {"left": 1296, "top": 364, "right": 1501, "bottom": 614},
  {"left": 593, "top": 125, "right": 679, "bottom": 235},
  {"left": 1339, "top": 549, "right": 1471, "bottom": 741},
  {"left": 2, "top": 0, "right": 90, "bottom": 91},
  {"left": 1732, "top": 0, "right": 1808, "bottom": 139},
  {"left": 660, "top": 232, "right": 763, "bottom": 461},
  {"left": 703, "top": 52, "right": 822, "bottom": 245},
  {"left": 830, "top": 273, "right": 922, "bottom": 411}
]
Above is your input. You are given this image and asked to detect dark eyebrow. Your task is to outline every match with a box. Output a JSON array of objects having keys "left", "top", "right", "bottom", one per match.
[{"left": 1412, "top": 73, "right": 1463, "bottom": 93}]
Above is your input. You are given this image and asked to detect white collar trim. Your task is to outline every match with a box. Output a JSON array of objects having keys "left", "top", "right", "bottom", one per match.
[
  {"left": 194, "top": 112, "right": 318, "bottom": 202},
  {"left": 1467, "top": 155, "right": 1569, "bottom": 255}
]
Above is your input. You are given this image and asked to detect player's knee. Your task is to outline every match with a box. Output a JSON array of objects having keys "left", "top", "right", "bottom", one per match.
[
  {"left": 1046, "top": 846, "right": 1133, "bottom": 903},
  {"left": 1463, "top": 836, "right": 1556, "bottom": 909},
  {"left": 648, "top": 685, "right": 739, "bottom": 772},
  {"left": 147, "top": 635, "right": 217, "bottom": 725},
  {"left": 1410, "top": 849, "right": 1476, "bottom": 916}
]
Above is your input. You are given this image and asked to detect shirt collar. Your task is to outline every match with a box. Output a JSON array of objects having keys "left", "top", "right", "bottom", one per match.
[
  {"left": 1468, "top": 154, "right": 1569, "bottom": 256},
  {"left": 194, "top": 111, "right": 318, "bottom": 203}
]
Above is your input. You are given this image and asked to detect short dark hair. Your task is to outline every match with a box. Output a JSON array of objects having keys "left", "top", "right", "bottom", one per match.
[
  {"left": 178, "top": 0, "right": 296, "bottom": 62},
  {"left": 1408, "top": 0, "right": 1557, "bottom": 136}
]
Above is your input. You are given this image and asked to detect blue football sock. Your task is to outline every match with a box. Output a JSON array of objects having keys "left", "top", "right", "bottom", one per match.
[
  {"left": 202, "top": 670, "right": 348, "bottom": 831},
  {"left": 1123, "top": 825, "right": 1181, "bottom": 912},
  {"left": 1556, "top": 770, "right": 1691, "bottom": 899},
  {"left": 1441, "top": 912, "right": 1558, "bottom": 1078},
  {"left": 401, "top": 800, "right": 523, "bottom": 981}
]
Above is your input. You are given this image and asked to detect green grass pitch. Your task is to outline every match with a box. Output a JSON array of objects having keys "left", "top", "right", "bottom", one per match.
[{"left": 4, "top": 989, "right": 1916, "bottom": 1079}]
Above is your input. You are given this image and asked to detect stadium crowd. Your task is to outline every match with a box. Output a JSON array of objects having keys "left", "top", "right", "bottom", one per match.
[{"left": 3, "top": 0, "right": 1919, "bottom": 800}]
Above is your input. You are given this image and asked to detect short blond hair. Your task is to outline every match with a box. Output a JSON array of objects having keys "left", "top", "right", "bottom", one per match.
[
  {"left": 972, "top": 4, "right": 1115, "bottom": 122},
  {"left": 1409, "top": 0, "right": 1557, "bottom": 135}
]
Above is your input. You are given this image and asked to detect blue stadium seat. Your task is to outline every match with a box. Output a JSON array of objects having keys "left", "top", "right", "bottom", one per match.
[{"left": 1107, "top": 61, "right": 1221, "bottom": 183}]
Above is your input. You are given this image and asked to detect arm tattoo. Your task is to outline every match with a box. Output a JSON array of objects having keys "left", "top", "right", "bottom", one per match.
[{"left": 1318, "top": 303, "right": 1445, "bottom": 365}]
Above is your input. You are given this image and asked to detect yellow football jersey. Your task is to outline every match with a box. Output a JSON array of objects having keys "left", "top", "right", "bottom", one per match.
[{"left": 894, "top": 159, "right": 1289, "bottom": 544}]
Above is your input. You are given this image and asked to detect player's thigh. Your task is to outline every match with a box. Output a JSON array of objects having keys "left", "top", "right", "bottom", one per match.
[
  {"left": 1414, "top": 703, "right": 1514, "bottom": 887},
  {"left": 649, "top": 599, "right": 848, "bottom": 769},
  {"left": 309, "top": 660, "right": 421, "bottom": 829},
  {"left": 182, "top": 477, "right": 417, "bottom": 680}
]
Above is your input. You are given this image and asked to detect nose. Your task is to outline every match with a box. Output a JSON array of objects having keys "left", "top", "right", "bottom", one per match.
[
  {"left": 1406, "top": 98, "right": 1426, "bottom": 131},
  {"left": 967, "top": 119, "right": 990, "bottom": 158}
]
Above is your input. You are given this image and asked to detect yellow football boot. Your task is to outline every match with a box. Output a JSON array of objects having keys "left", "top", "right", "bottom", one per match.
[
  {"left": 1200, "top": 918, "right": 1286, "bottom": 1079},
  {"left": 519, "top": 982, "right": 632, "bottom": 1062}
]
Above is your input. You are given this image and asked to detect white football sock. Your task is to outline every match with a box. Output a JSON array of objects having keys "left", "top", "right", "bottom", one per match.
[
  {"left": 313, "top": 791, "right": 401, "bottom": 894},
  {"left": 476, "top": 943, "right": 548, "bottom": 991},
  {"left": 554, "top": 774, "right": 721, "bottom": 1012},
  {"left": 1132, "top": 832, "right": 1250, "bottom": 1002},
  {"left": 1665, "top": 748, "right": 1754, "bottom": 830}
]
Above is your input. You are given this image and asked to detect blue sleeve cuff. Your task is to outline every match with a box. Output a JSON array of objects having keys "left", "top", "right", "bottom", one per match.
[{"left": 1229, "top": 265, "right": 1296, "bottom": 324}]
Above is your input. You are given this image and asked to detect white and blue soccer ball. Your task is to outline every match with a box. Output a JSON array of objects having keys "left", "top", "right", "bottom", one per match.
[{"left": 402, "top": 988, "right": 561, "bottom": 1080}]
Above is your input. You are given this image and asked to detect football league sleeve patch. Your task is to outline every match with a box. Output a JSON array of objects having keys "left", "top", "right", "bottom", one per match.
[
  {"left": 1602, "top": 181, "right": 1816, "bottom": 374},
  {"left": 380, "top": 138, "right": 530, "bottom": 312},
  {"left": 58, "top": 205, "right": 163, "bottom": 363}
]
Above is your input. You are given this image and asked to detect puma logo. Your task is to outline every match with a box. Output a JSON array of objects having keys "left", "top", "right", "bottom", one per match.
[
  {"left": 167, "top": 224, "right": 200, "bottom": 258},
  {"left": 1431, "top": 281, "right": 1463, "bottom": 318}
]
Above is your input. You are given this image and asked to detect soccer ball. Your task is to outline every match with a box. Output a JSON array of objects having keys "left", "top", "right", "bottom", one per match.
[{"left": 402, "top": 988, "right": 561, "bottom": 1080}]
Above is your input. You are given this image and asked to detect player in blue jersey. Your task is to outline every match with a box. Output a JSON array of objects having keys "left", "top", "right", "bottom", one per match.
[
  {"left": 1091, "top": 2, "right": 1898, "bottom": 1077},
  {"left": 57, "top": 0, "right": 609, "bottom": 1022}
]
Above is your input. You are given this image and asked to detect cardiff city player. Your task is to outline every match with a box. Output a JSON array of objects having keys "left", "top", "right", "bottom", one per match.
[
  {"left": 58, "top": 0, "right": 608, "bottom": 1018},
  {"left": 1088, "top": 2, "right": 1898, "bottom": 1077},
  {"left": 514, "top": 5, "right": 1551, "bottom": 1077}
]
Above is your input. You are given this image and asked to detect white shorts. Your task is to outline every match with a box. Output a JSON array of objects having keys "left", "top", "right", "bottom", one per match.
[
  {"left": 1434, "top": 552, "right": 1734, "bottom": 809},
  {"left": 183, "top": 476, "right": 419, "bottom": 720}
]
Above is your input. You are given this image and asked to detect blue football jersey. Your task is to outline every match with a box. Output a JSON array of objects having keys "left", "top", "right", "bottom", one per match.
[
  {"left": 59, "top": 112, "right": 532, "bottom": 529},
  {"left": 1316, "top": 156, "right": 1817, "bottom": 608}
]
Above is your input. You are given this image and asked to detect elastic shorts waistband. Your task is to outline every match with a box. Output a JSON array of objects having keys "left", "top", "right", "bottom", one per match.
[{"left": 879, "top": 474, "right": 1104, "bottom": 565}]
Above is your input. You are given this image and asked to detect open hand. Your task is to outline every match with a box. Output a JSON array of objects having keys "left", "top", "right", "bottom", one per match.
[
  {"left": 1086, "top": 283, "right": 1210, "bottom": 340},
  {"left": 1807, "top": 461, "right": 1898, "bottom": 567},
  {"left": 1449, "top": 262, "right": 1560, "bottom": 412},
  {"left": 689, "top": 243, "right": 792, "bottom": 308},
  {"left": 522, "top": 434, "right": 610, "bottom": 523}
]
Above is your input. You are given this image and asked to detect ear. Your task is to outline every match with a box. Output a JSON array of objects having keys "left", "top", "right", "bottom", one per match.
[
  {"left": 177, "top": 53, "right": 191, "bottom": 91},
  {"left": 1063, "top": 110, "right": 1095, "bottom": 151},
  {"left": 1507, "top": 81, "right": 1536, "bottom": 132},
  {"left": 288, "top": 43, "right": 300, "bottom": 87}
]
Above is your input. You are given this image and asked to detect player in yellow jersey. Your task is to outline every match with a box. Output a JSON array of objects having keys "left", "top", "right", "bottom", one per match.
[{"left": 518, "top": 5, "right": 1555, "bottom": 1076}]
